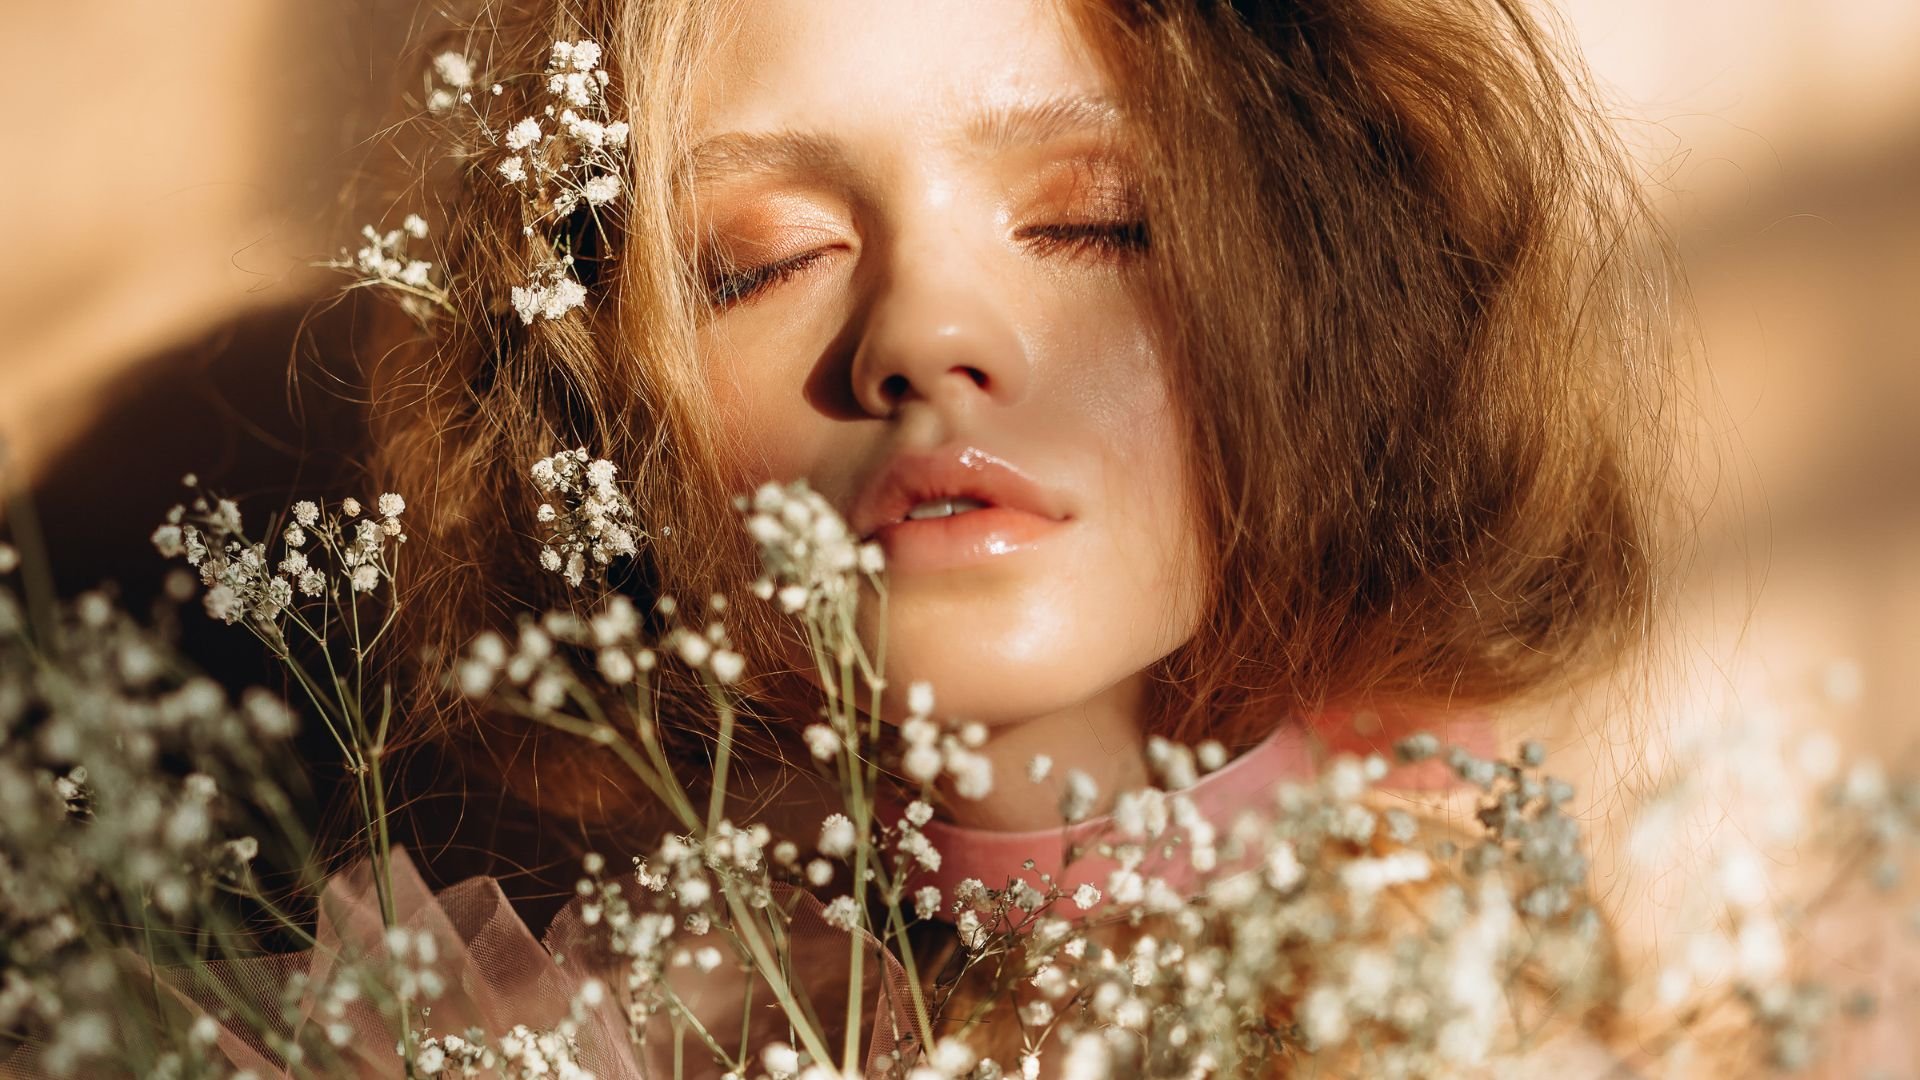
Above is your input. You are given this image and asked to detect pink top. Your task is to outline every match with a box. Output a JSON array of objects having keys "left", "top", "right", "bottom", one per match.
[{"left": 904, "top": 710, "right": 1494, "bottom": 922}]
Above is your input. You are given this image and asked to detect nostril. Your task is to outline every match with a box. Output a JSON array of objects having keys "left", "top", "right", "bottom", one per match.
[
  {"left": 961, "top": 365, "right": 987, "bottom": 389},
  {"left": 880, "top": 373, "right": 911, "bottom": 404}
]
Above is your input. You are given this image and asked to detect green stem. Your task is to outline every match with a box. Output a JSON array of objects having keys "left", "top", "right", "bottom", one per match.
[
  {"left": 720, "top": 885, "right": 835, "bottom": 1066},
  {"left": 839, "top": 645, "right": 868, "bottom": 1075},
  {"left": 707, "top": 679, "right": 734, "bottom": 836},
  {"left": 1, "top": 475, "right": 61, "bottom": 654}
]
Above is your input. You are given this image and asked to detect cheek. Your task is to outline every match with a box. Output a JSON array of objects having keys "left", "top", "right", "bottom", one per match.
[
  {"left": 696, "top": 325, "right": 825, "bottom": 488},
  {"left": 1038, "top": 305, "right": 1206, "bottom": 639},
  {"left": 1109, "top": 376, "right": 1204, "bottom": 615}
]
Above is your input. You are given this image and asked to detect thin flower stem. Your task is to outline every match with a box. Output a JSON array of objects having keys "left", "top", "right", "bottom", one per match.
[
  {"left": 273, "top": 650, "right": 362, "bottom": 772},
  {"left": 335, "top": 275, "right": 456, "bottom": 316},
  {"left": 707, "top": 678, "right": 734, "bottom": 836},
  {"left": 867, "top": 859, "right": 937, "bottom": 1051},
  {"left": 661, "top": 987, "right": 735, "bottom": 1069},
  {"left": 1, "top": 479, "right": 62, "bottom": 654},
  {"left": 720, "top": 885, "right": 835, "bottom": 1066},
  {"left": 216, "top": 881, "right": 321, "bottom": 949},
  {"left": 526, "top": 703, "right": 687, "bottom": 826},
  {"left": 839, "top": 646, "right": 868, "bottom": 1075},
  {"left": 737, "top": 966, "right": 757, "bottom": 1066}
]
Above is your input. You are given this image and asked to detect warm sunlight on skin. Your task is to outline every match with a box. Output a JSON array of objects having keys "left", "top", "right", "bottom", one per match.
[{"left": 685, "top": 0, "right": 1204, "bottom": 827}]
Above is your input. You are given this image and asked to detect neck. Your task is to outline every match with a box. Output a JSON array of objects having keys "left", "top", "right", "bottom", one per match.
[{"left": 937, "top": 672, "right": 1152, "bottom": 831}]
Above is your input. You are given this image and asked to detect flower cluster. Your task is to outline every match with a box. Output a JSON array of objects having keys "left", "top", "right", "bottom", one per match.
[
  {"left": 323, "top": 214, "right": 450, "bottom": 321},
  {"left": 454, "top": 589, "right": 748, "bottom": 718},
  {"left": 410, "top": 984, "right": 604, "bottom": 1080},
  {"left": 896, "top": 682, "right": 993, "bottom": 799},
  {"left": 530, "top": 448, "right": 641, "bottom": 588},
  {"left": 740, "top": 479, "right": 884, "bottom": 623},
  {"left": 509, "top": 254, "right": 590, "bottom": 325},
  {"left": 335, "top": 38, "right": 631, "bottom": 325},
  {"left": 897, "top": 741, "right": 1614, "bottom": 1079},
  {"left": 0, "top": 566, "right": 294, "bottom": 1076},
  {"left": 1610, "top": 674, "right": 1920, "bottom": 1072},
  {"left": 15, "top": 433, "right": 1919, "bottom": 1079},
  {"left": 153, "top": 478, "right": 407, "bottom": 631}
]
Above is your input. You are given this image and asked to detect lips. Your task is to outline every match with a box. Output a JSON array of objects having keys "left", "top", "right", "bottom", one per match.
[{"left": 848, "top": 446, "right": 1069, "bottom": 573}]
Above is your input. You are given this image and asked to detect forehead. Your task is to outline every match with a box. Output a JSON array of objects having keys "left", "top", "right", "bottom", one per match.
[{"left": 687, "top": 0, "right": 1111, "bottom": 147}]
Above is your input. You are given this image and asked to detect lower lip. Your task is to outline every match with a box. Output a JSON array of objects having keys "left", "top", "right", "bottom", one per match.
[{"left": 868, "top": 507, "right": 1066, "bottom": 574}]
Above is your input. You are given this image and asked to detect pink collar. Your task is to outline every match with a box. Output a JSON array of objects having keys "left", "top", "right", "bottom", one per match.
[{"left": 904, "top": 711, "right": 1492, "bottom": 923}]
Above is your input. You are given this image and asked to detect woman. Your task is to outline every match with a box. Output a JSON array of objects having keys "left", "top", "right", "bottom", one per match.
[{"left": 358, "top": 0, "right": 1677, "bottom": 1073}]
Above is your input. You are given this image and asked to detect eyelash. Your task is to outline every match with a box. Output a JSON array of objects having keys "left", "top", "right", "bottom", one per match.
[{"left": 703, "top": 218, "right": 1150, "bottom": 309}]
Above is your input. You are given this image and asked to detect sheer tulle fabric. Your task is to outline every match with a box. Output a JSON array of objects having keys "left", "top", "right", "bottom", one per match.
[{"left": 3, "top": 848, "right": 913, "bottom": 1079}]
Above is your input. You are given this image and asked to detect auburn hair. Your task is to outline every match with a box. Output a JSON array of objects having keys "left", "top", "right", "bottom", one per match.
[{"left": 356, "top": 0, "right": 1678, "bottom": 848}]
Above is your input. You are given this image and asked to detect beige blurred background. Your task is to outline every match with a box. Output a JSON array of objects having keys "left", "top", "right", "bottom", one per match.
[{"left": 1, "top": 0, "right": 1916, "bottom": 1067}]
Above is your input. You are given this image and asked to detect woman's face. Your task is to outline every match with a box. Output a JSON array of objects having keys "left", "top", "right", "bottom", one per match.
[{"left": 685, "top": 0, "right": 1203, "bottom": 730}]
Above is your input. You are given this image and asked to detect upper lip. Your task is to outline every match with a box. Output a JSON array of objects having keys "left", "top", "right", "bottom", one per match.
[{"left": 850, "top": 445, "right": 1067, "bottom": 541}]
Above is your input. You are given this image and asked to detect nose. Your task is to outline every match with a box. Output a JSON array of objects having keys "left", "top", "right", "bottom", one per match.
[{"left": 847, "top": 260, "right": 1032, "bottom": 419}]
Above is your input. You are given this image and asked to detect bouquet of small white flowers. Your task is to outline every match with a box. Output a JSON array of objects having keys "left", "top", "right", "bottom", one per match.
[{"left": 1, "top": 443, "right": 1914, "bottom": 1078}]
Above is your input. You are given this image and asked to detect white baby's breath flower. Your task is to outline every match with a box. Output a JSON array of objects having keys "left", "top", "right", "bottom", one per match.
[
  {"left": 350, "top": 565, "right": 380, "bottom": 593},
  {"left": 709, "top": 649, "right": 745, "bottom": 684},
  {"left": 1196, "top": 739, "right": 1228, "bottom": 772},
  {"left": 431, "top": 52, "right": 473, "bottom": 89},
  {"left": 565, "top": 39, "right": 602, "bottom": 72},
  {"left": 1072, "top": 883, "right": 1102, "bottom": 910},
  {"left": 457, "top": 658, "right": 496, "bottom": 697},
  {"left": 203, "top": 584, "right": 241, "bottom": 624},
  {"left": 293, "top": 500, "right": 319, "bottom": 527},
  {"left": 511, "top": 267, "right": 588, "bottom": 324},
  {"left": 762, "top": 1042, "right": 800, "bottom": 1079},
  {"left": 498, "top": 156, "right": 528, "bottom": 184},
  {"left": 818, "top": 814, "right": 856, "bottom": 858},
  {"left": 596, "top": 648, "right": 634, "bottom": 685},
  {"left": 803, "top": 723, "right": 842, "bottom": 762},
  {"left": 582, "top": 174, "right": 620, "bottom": 206},
  {"left": 948, "top": 751, "right": 993, "bottom": 800},
  {"left": 378, "top": 493, "right": 406, "bottom": 519},
  {"left": 821, "top": 895, "right": 860, "bottom": 932},
  {"left": 902, "top": 743, "right": 942, "bottom": 784},
  {"left": 149, "top": 525, "right": 183, "bottom": 559},
  {"left": 907, "top": 681, "right": 935, "bottom": 717},
  {"left": 1340, "top": 850, "right": 1432, "bottom": 895},
  {"left": 1059, "top": 1033, "right": 1111, "bottom": 1080},
  {"left": 1027, "top": 754, "right": 1053, "bottom": 783},
  {"left": 674, "top": 631, "right": 711, "bottom": 669},
  {"left": 1061, "top": 769, "right": 1099, "bottom": 823},
  {"left": 505, "top": 117, "right": 542, "bottom": 150}
]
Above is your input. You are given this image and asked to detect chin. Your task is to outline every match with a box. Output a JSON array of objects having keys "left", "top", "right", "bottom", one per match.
[{"left": 860, "top": 585, "right": 1138, "bottom": 726}]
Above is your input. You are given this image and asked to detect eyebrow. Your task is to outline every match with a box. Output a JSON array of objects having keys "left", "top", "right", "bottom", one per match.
[{"left": 685, "top": 93, "right": 1125, "bottom": 186}]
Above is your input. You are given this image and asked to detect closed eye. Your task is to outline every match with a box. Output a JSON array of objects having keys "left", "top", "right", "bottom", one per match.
[
  {"left": 703, "top": 249, "right": 832, "bottom": 309},
  {"left": 703, "top": 219, "right": 1150, "bottom": 310},
  {"left": 1017, "top": 219, "right": 1150, "bottom": 260}
]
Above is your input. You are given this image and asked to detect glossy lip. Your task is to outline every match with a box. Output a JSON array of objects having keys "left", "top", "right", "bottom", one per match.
[{"left": 851, "top": 446, "right": 1070, "bottom": 574}]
